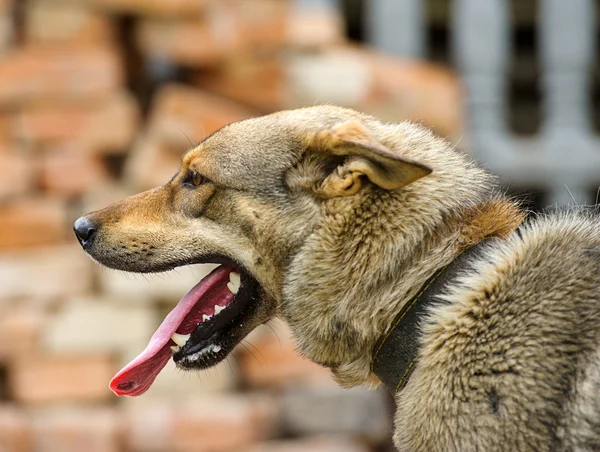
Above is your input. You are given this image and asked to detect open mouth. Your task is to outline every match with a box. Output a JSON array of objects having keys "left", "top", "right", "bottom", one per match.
[{"left": 109, "top": 263, "right": 259, "bottom": 397}]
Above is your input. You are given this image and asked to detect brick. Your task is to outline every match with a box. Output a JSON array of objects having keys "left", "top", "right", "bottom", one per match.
[
  {"left": 172, "top": 395, "right": 278, "bottom": 452},
  {"left": 0, "top": 113, "right": 8, "bottom": 142},
  {"left": 79, "top": 92, "right": 140, "bottom": 151},
  {"left": 99, "top": 262, "right": 216, "bottom": 302},
  {"left": 43, "top": 297, "right": 157, "bottom": 355},
  {"left": 135, "top": 0, "right": 341, "bottom": 68},
  {"left": 136, "top": 18, "right": 237, "bottom": 67},
  {"left": 281, "top": 386, "right": 392, "bottom": 444},
  {"left": 9, "top": 353, "right": 115, "bottom": 404},
  {"left": 286, "top": 47, "right": 464, "bottom": 140},
  {"left": 82, "top": 0, "right": 209, "bottom": 16},
  {"left": 0, "top": 147, "right": 32, "bottom": 200},
  {"left": 198, "top": 47, "right": 464, "bottom": 140},
  {"left": 148, "top": 84, "right": 255, "bottom": 141},
  {"left": 39, "top": 148, "right": 113, "bottom": 196},
  {"left": 0, "top": 0, "right": 13, "bottom": 56},
  {"left": 0, "top": 0, "right": 12, "bottom": 12},
  {"left": 243, "top": 436, "right": 371, "bottom": 452},
  {"left": 122, "top": 402, "right": 170, "bottom": 452},
  {"left": 31, "top": 407, "right": 119, "bottom": 452},
  {"left": 366, "top": 50, "right": 464, "bottom": 141},
  {"left": 136, "top": 358, "right": 237, "bottom": 399},
  {"left": 123, "top": 134, "right": 182, "bottom": 191},
  {"left": 25, "top": 1, "right": 115, "bottom": 45},
  {"left": 196, "top": 56, "right": 285, "bottom": 113},
  {"left": 0, "top": 45, "right": 123, "bottom": 106},
  {"left": 135, "top": 1, "right": 288, "bottom": 67},
  {"left": 237, "top": 321, "right": 334, "bottom": 389},
  {"left": 149, "top": 84, "right": 255, "bottom": 146},
  {"left": 14, "top": 91, "right": 140, "bottom": 152},
  {"left": 0, "top": 197, "right": 69, "bottom": 250},
  {"left": 0, "top": 245, "right": 94, "bottom": 303},
  {"left": 125, "top": 395, "right": 278, "bottom": 452},
  {"left": 286, "top": 5, "right": 345, "bottom": 49},
  {"left": 0, "top": 305, "right": 46, "bottom": 361},
  {"left": 0, "top": 405, "right": 32, "bottom": 452},
  {"left": 125, "top": 84, "right": 255, "bottom": 190}
]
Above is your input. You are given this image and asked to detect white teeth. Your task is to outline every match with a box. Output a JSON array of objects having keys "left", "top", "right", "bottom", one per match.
[
  {"left": 170, "top": 276, "right": 237, "bottom": 354},
  {"left": 227, "top": 282, "right": 238, "bottom": 294},
  {"left": 180, "top": 344, "right": 223, "bottom": 363},
  {"left": 171, "top": 333, "right": 190, "bottom": 347},
  {"left": 229, "top": 272, "right": 240, "bottom": 285},
  {"left": 227, "top": 272, "right": 241, "bottom": 295}
]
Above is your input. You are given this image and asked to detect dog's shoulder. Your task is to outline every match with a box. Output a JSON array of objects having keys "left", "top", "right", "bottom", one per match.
[
  {"left": 422, "top": 209, "right": 600, "bottom": 366},
  {"left": 442, "top": 209, "right": 600, "bottom": 306},
  {"left": 394, "top": 209, "right": 600, "bottom": 451}
]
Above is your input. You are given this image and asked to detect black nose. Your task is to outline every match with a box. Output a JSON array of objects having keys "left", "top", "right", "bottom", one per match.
[{"left": 73, "top": 216, "right": 97, "bottom": 247}]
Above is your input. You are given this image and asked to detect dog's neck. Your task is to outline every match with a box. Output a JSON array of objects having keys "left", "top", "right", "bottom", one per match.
[
  {"left": 369, "top": 197, "right": 526, "bottom": 386},
  {"left": 371, "top": 236, "right": 498, "bottom": 393},
  {"left": 284, "top": 194, "right": 525, "bottom": 388}
]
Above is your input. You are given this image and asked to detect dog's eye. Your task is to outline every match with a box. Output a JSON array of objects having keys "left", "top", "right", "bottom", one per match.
[{"left": 184, "top": 171, "right": 206, "bottom": 188}]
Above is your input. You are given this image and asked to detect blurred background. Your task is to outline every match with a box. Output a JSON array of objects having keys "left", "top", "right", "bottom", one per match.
[{"left": 0, "top": 0, "right": 598, "bottom": 450}]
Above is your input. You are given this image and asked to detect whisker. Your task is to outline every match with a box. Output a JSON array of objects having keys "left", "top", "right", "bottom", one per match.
[
  {"left": 177, "top": 127, "right": 194, "bottom": 147},
  {"left": 244, "top": 339, "right": 267, "bottom": 366},
  {"left": 265, "top": 321, "right": 282, "bottom": 347},
  {"left": 224, "top": 356, "right": 236, "bottom": 379},
  {"left": 239, "top": 341, "right": 263, "bottom": 367},
  {"left": 564, "top": 184, "right": 577, "bottom": 206}
]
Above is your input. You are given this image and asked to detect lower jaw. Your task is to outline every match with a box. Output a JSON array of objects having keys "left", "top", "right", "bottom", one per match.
[
  {"left": 172, "top": 280, "right": 262, "bottom": 370},
  {"left": 174, "top": 343, "right": 228, "bottom": 370}
]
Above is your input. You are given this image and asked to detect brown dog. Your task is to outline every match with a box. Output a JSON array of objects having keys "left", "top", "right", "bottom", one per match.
[{"left": 75, "top": 106, "right": 600, "bottom": 451}]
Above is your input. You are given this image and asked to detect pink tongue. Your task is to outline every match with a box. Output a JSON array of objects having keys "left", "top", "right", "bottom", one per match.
[{"left": 109, "top": 266, "right": 234, "bottom": 397}]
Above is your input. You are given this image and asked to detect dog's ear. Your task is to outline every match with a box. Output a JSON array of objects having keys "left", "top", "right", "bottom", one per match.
[{"left": 304, "top": 121, "right": 432, "bottom": 197}]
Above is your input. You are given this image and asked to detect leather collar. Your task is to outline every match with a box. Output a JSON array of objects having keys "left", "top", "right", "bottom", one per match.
[{"left": 371, "top": 238, "right": 494, "bottom": 393}]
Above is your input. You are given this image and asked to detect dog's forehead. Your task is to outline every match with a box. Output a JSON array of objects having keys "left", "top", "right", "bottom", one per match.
[
  {"left": 180, "top": 106, "right": 370, "bottom": 187},
  {"left": 182, "top": 117, "right": 301, "bottom": 189}
]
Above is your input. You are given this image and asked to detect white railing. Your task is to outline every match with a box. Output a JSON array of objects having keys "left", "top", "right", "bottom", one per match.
[{"left": 297, "top": 0, "right": 600, "bottom": 206}]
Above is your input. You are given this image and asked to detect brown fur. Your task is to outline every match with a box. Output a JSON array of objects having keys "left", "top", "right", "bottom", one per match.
[{"left": 77, "top": 106, "right": 600, "bottom": 451}]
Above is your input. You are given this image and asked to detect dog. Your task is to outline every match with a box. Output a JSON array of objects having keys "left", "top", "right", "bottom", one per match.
[{"left": 74, "top": 106, "right": 600, "bottom": 451}]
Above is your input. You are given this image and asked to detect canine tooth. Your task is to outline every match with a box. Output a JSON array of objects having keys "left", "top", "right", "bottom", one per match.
[
  {"left": 214, "top": 304, "right": 225, "bottom": 315},
  {"left": 170, "top": 345, "right": 181, "bottom": 353},
  {"left": 202, "top": 314, "right": 212, "bottom": 322},
  {"left": 229, "top": 272, "right": 240, "bottom": 285},
  {"left": 227, "top": 281, "right": 240, "bottom": 295},
  {"left": 171, "top": 333, "right": 190, "bottom": 347},
  {"left": 228, "top": 272, "right": 241, "bottom": 294},
  {"left": 212, "top": 345, "right": 222, "bottom": 353}
]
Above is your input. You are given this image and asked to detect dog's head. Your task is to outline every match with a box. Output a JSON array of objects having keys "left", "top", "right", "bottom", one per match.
[{"left": 75, "top": 106, "right": 491, "bottom": 394}]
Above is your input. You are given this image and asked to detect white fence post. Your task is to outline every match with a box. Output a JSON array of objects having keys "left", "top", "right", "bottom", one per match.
[
  {"left": 540, "top": 0, "right": 594, "bottom": 134},
  {"left": 540, "top": 0, "right": 597, "bottom": 205},
  {"left": 365, "top": 0, "right": 424, "bottom": 58},
  {"left": 292, "top": 0, "right": 341, "bottom": 11},
  {"left": 451, "top": 0, "right": 511, "bottom": 162}
]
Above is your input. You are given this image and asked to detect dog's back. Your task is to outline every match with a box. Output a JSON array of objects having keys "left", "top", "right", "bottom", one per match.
[{"left": 395, "top": 210, "right": 600, "bottom": 451}]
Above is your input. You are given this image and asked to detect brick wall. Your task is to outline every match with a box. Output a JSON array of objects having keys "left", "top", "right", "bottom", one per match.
[{"left": 0, "top": 1, "right": 463, "bottom": 451}]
